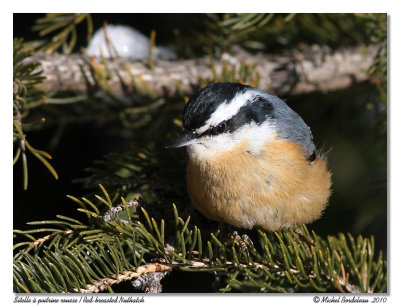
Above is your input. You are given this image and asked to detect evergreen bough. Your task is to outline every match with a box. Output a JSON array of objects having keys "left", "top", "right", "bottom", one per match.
[{"left": 13, "top": 185, "right": 387, "bottom": 293}]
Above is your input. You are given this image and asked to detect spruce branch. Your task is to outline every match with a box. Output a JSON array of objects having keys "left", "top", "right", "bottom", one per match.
[
  {"left": 13, "top": 186, "right": 387, "bottom": 293},
  {"left": 220, "top": 13, "right": 278, "bottom": 32},
  {"left": 32, "top": 13, "right": 93, "bottom": 54},
  {"left": 13, "top": 38, "right": 58, "bottom": 190}
]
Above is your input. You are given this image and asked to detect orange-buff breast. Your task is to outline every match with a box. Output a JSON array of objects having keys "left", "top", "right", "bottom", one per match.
[{"left": 186, "top": 139, "right": 331, "bottom": 231}]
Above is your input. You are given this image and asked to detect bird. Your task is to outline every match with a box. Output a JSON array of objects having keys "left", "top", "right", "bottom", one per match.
[{"left": 166, "top": 82, "right": 331, "bottom": 232}]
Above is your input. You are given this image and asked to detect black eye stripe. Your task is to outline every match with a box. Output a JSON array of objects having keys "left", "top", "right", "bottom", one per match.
[
  {"left": 196, "top": 96, "right": 274, "bottom": 137},
  {"left": 219, "top": 96, "right": 273, "bottom": 133},
  {"left": 182, "top": 83, "right": 251, "bottom": 131},
  {"left": 200, "top": 121, "right": 227, "bottom": 137},
  {"left": 215, "top": 121, "right": 227, "bottom": 134}
]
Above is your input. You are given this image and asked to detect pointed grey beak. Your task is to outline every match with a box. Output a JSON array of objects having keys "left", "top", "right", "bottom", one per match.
[{"left": 165, "top": 132, "right": 200, "bottom": 149}]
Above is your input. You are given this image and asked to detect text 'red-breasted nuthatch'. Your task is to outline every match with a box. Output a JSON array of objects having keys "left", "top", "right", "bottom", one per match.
[{"left": 166, "top": 82, "right": 331, "bottom": 231}]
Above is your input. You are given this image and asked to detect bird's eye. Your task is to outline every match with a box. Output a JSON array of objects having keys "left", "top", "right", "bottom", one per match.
[{"left": 214, "top": 121, "right": 226, "bottom": 134}]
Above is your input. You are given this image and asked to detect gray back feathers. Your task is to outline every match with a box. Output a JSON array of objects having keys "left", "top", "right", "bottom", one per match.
[{"left": 255, "top": 89, "right": 316, "bottom": 156}]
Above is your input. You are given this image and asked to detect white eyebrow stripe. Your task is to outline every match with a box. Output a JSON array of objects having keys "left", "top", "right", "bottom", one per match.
[{"left": 195, "top": 90, "right": 256, "bottom": 134}]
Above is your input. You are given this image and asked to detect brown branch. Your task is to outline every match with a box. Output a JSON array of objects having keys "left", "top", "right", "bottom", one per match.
[
  {"left": 74, "top": 255, "right": 363, "bottom": 293},
  {"left": 26, "top": 45, "right": 378, "bottom": 98},
  {"left": 29, "top": 230, "right": 73, "bottom": 247},
  {"left": 75, "top": 263, "right": 172, "bottom": 293}
]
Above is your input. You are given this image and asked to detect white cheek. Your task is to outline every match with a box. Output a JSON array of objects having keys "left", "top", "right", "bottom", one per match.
[
  {"left": 187, "top": 121, "right": 276, "bottom": 160},
  {"left": 187, "top": 134, "right": 233, "bottom": 160},
  {"left": 247, "top": 121, "right": 276, "bottom": 154}
]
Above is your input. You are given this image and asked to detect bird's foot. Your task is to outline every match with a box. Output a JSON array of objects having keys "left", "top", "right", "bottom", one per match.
[
  {"left": 230, "top": 231, "right": 255, "bottom": 263},
  {"left": 292, "top": 226, "right": 314, "bottom": 258}
]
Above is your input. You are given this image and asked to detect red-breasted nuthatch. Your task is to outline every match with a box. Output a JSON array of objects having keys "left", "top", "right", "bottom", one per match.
[{"left": 166, "top": 82, "right": 331, "bottom": 231}]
